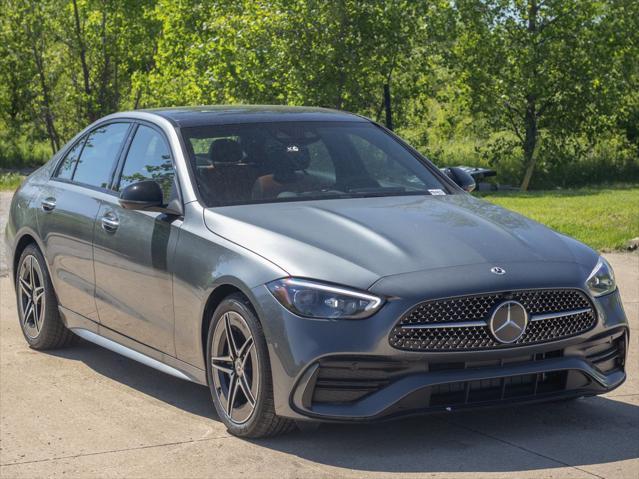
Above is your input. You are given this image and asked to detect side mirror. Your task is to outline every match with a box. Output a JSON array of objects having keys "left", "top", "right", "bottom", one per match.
[
  {"left": 119, "top": 180, "right": 164, "bottom": 211},
  {"left": 444, "top": 167, "right": 476, "bottom": 193}
]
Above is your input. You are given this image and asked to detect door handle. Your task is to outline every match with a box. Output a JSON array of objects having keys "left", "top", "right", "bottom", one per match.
[
  {"left": 41, "top": 197, "right": 56, "bottom": 212},
  {"left": 101, "top": 213, "right": 120, "bottom": 232}
]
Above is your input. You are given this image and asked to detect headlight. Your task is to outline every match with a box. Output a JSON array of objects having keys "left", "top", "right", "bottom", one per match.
[
  {"left": 586, "top": 257, "right": 616, "bottom": 297},
  {"left": 267, "top": 278, "right": 384, "bottom": 319}
]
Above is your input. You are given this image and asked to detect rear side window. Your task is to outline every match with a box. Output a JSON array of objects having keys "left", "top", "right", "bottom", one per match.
[
  {"left": 72, "top": 122, "right": 130, "bottom": 188},
  {"left": 55, "top": 138, "right": 85, "bottom": 180},
  {"left": 118, "top": 125, "right": 174, "bottom": 199}
]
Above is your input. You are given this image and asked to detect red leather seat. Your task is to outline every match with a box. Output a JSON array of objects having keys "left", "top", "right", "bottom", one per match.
[
  {"left": 251, "top": 145, "right": 319, "bottom": 200},
  {"left": 197, "top": 139, "right": 258, "bottom": 204}
]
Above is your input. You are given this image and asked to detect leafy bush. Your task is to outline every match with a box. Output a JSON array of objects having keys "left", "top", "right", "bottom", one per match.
[
  {"left": 401, "top": 118, "right": 639, "bottom": 189},
  {"left": 0, "top": 172, "right": 25, "bottom": 191},
  {"left": 0, "top": 131, "right": 51, "bottom": 169}
]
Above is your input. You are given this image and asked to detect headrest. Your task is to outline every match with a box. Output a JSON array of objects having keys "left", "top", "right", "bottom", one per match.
[
  {"left": 267, "top": 144, "right": 311, "bottom": 183},
  {"left": 208, "top": 138, "right": 243, "bottom": 163},
  {"left": 285, "top": 145, "right": 310, "bottom": 170},
  {"left": 267, "top": 144, "right": 310, "bottom": 169}
]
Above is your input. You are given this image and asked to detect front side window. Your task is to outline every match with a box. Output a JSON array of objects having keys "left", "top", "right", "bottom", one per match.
[
  {"left": 73, "top": 122, "right": 130, "bottom": 188},
  {"left": 182, "top": 121, "right": 448, "bottom": 207},
  {"left": 118, "top": 125, "right": 174, "bottom": 199},
  {"left": 347, "top": 132, "right": 425, "bottom": 190}
]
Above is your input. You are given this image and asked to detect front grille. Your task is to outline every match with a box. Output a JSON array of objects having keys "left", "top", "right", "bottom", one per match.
[
  {"left": 428, "top": 370, "right": 568, "bottom": 407},
  {"left": 309, "top": 351, "right": 564, "bottom": 406},
  {"left": 390, "top": 289, "right": 596, "bottom": 351}
]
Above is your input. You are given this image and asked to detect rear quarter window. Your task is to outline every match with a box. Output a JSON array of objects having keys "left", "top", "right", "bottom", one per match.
[{"left": 55, "top": 137, "right": 86, "bottom": 180}]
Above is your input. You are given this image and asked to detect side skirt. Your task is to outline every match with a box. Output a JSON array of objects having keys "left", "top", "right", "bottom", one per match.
[{"left": 59, "top": 306, "right": 207, "bottom": 385}]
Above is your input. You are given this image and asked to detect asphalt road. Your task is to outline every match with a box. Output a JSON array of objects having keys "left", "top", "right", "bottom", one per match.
[{"left": 0, "top": 191, "right": 637, "bottom": 478}]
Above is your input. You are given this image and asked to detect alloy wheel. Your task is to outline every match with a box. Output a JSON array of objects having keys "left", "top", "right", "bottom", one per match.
[
  {"left": 210, "top": 311, "right": 259, "bottom": 424},
  {"left": 18, "top": 255, "right": 46, "bottom": 339}
]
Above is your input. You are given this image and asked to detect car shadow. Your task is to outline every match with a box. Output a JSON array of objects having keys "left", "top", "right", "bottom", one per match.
[
  {"left": 46, "top": 339, "right": 214, "bottom": 419},
  {"left": 46, "top": 340, "right": 639, "bottom": 474}
]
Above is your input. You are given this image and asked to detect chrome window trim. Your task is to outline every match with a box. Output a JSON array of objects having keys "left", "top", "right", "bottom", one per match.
[{"left": 51, "top": 111, "right": 199, "bottom": 205}]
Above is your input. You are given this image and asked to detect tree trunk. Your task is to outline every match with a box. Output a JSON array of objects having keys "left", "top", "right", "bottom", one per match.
[
  {"left": 113, "top": 44, "right": 119, "bottom": 109},
  {"left": 333, "top": 0, "right": 347, "bottom": 110},
  {"left": 72, "top": 0, "right": 94, "bottom": 121},
  {"left": 97, "top": 4, "right": 110, "bottom": 115},
  {"left": 520, "top": 95, "right": 538, "bottom": 191},
  {"left": 26, "top": 25, "right": 60, "bottom": 152},
  {"left": 520, "top": 0, "right": 539, "bottom": 191}
]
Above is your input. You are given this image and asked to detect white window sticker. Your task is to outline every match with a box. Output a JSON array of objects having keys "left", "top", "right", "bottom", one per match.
[{"left": 428, "top": 189, "right": 446, "bottom": 196}]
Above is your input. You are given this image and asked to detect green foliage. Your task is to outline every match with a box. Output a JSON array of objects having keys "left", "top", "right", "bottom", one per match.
[
  {"left": 141, "top": 0, "right": 435, "bottom": 116},
  {"left": 0, "top": 131, "right": 51, "bottom": 168},
  {"left": 0, "top": 172, "right": 25, "bottom": 191},
  {"left": 480, "top": 186, "right": 639, "bottom": 250},
  {"left": 0, "top": 0, "right": 637, "bottom": 188},
  {"left": 453, "top": 0, "right": 639, "bottom": 189}
]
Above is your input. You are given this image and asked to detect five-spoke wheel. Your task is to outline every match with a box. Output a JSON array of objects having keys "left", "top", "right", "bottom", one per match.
[
  {"left": 15, "top": 244, "right": 75, "bottom": 350},
  {"left": 18, "top": 254, "right": 46, "bottom": 339},
  {"left": 210, "top": 311, "right": 259, "bottom": 424},
  {"left": 206, "top": 293, "right": 294, "bottom": 437}
]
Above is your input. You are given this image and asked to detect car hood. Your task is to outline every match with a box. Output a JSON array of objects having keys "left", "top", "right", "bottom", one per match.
[{"left": 203, "top": 194, "right": 597, "bottom": 290}]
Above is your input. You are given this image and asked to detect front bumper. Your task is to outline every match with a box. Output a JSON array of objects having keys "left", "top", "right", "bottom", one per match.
[{"left": 252, "top": 284, "right": 629, "bottom": 422}]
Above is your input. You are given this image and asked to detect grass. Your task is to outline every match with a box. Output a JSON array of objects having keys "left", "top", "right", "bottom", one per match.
[
  {"left": 479, "top": 186, "right": 639, "bottom": 251},
  {"left": 0, "top": 172, "right": 25, "bottom": 192}
]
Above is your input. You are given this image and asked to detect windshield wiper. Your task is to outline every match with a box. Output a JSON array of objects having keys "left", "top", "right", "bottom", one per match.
[
  {"left": 280, "top": 187, "right": 432, "bottom": 203},
  {"left": 346, "top": 186, "right": 431, "bottom": 197}
]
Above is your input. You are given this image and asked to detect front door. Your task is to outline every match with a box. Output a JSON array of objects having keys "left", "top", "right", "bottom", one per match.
[{"left": 92, "top": 123, "right": 180, "bottom": 354}]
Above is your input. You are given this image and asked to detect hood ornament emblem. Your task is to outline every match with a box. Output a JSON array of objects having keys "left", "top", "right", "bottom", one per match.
[{"left": 491, "top": 266, "right": 506, "bottom": 275}]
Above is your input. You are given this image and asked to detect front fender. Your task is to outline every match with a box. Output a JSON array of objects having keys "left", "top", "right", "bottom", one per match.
[{"left": 171, "top": 203, "right": 287, "bottom": 370}]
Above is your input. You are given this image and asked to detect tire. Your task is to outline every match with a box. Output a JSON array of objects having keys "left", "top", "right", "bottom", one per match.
[
  {"left": 15, "top": 244, "right": 75, "bottom": 350},
  {"left": 206, "top": 293, "right": 295, "bottom": 438}
]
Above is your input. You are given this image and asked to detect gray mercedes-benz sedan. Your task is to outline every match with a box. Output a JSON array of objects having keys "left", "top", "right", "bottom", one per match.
[{"left": 5, "top": 106, "right": 629, "bottom": 437}]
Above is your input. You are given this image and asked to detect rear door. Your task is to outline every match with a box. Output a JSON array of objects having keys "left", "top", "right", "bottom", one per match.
[
  {"left": 92, "top": 122, "right": 181, "bottom": 354},
  {"left": 36, "top": 122, "right": 132, "bottom": 321}
]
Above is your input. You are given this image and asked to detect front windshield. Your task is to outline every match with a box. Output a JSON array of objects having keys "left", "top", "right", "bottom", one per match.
[{"left": 181, "top": 121, "right": 449, "bottom": 207}]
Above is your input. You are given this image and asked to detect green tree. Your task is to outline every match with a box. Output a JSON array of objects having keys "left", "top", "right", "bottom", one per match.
[
  {"left": 57, "top": 0, "right": 158, "bottom": 124},
  {"left": 140, "top": 0, "right": 441, "bottom": 128},
  {"left": 0, "top": 1, "right": 36, "bottom": 135},
  {"left": 1, "top": 1, "right": 63, "bottom": 152},
  {"left": 454, "top": 0, "right": 636, "bottom": 190}
]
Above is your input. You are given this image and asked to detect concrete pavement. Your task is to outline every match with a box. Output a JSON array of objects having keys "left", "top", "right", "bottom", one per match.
[{"left": 0, "top": 188, "right": 637, "bottom": 478}]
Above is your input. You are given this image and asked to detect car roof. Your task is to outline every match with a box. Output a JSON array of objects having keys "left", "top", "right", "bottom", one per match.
[{"left": 137, "top": 105, "right": 369, "bottom": 127}]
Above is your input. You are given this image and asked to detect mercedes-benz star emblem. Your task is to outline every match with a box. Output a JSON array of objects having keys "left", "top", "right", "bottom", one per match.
[
  {"left": 491, "top": 266, "right": 506, "bottom": 275},
  {"left": 489, "top": 301, "right": 528, "bottom": 344}
]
